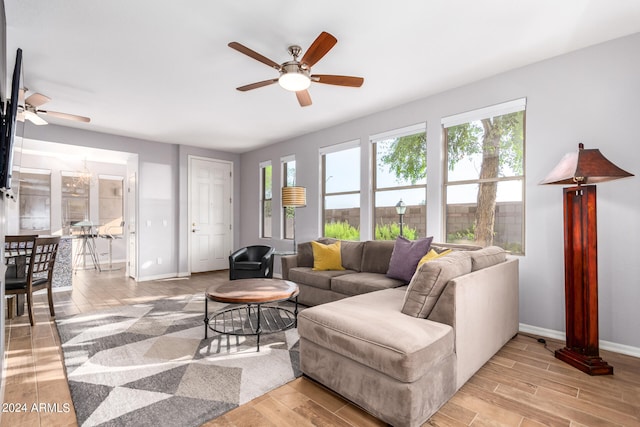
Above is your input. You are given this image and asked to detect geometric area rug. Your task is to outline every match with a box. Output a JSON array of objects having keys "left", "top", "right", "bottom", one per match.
[{"left": 55, "top": 294, "right": 301, "bottom": 427}]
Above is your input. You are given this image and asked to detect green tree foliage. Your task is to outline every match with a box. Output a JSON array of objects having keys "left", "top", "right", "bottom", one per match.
[{"left": 379, "top": 133, "right": 427, "bottom": 184}]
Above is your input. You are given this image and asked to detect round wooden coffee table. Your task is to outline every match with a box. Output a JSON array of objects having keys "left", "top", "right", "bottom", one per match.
[{"left": 204, "top": 278, "right": 299, "bottom": 351}]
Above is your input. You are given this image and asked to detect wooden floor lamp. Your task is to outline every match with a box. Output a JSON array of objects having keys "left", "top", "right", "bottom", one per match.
[{"left": 541, "top": 143, "right": 633, "bottom": 375}]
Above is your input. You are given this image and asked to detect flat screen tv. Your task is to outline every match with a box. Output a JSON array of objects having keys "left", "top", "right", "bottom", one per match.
[{"left": 0, "top": 48, "right": 22, "bottom": 193}]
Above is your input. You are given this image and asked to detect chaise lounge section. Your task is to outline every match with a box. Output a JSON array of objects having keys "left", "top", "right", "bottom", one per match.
[{"left": 289, "top": 239, "right": 519, "bottom": 426}]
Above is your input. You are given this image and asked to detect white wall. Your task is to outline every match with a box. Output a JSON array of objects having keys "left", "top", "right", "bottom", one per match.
[
  {"left": 21, "top": 124, "right": 241, "bottom": 281},
  {"left": 238, "top": 33, "right": 640, "bottom": 352}
]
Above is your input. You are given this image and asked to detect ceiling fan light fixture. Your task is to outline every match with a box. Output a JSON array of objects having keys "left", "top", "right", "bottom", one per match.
[{"left": 278, "top": 64, "right": 311, "bottom": 92}]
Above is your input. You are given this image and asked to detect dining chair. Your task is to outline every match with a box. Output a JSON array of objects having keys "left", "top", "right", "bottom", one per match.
[{"left": 5, "top": 236, "right": 60, "bottom": 326}]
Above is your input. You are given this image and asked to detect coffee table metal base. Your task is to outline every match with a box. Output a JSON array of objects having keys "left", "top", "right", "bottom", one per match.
[{"left": 204, "top": 299, "right": 298, "bottom": 352}]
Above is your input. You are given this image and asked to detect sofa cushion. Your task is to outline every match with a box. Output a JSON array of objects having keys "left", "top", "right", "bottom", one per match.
[
  {"left": 331, "top": 272, "right": 404, "bottom": 296},
  {"left": 288, "top": 267, "right": 355, "bottom": 290},
  {"left": 470, "top": 246, "right": 506, "bottom": 271},
  {"left": 360, "top": 240, "right": 396, "bottom": 274},
  {"left": 320, "top": 238, "right": 365, "bottom": 272},
  {"left": 402, "top": 251, "right": 472, "bottom": 318},
  {"left": 298, "top": 288, "right": 454, "bottom": 383},
  {"left": 386, "top": 236, "right": 433, "bottom": 283},
  {"left": 296, "top": 241, "right": 315, "bottom": 268}
]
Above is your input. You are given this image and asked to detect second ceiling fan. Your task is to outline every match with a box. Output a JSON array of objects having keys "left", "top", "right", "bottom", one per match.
[{"left": 229, "top": 31, "right": 364, "bottom": 107}]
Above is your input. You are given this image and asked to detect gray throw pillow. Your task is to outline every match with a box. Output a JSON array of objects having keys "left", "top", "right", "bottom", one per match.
[
  {"left": 470, "top": 246, "right": 506, "bottom": 271},
  {"left": 386, "top": 236, "right": 433, "bottom": 283},
  {"left": 401, "top": 251, "right": 472, "bottom": 318}
]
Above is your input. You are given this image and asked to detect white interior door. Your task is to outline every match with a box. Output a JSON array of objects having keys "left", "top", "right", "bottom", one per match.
[{"left": 190, "top": 157, "right": 232, "bottom": 272}]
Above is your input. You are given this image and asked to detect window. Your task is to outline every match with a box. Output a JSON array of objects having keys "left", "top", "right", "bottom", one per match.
[
  {"left": 18, "top": 169, "right": 51, "bottom": 235},
  {"left": 61, "top": 172, "right": 91, "bottom": 235},
  {"left": 282, "top": 155, "right": 296, "bottom": 240},
  {"left": 98, "top": 176, "right": 124, "bottom": 235},
  {"left": 260, "top": 161, "right": 272, "bottom": 238},
  {"left": 372, "top": 124, "right": 426, "bottom": 240},
  {"left": 442, "top": 98, "right": 526, "bottom": 253},
  {"left": 321, "top": 141, "right": 360, "bottom": 240}
]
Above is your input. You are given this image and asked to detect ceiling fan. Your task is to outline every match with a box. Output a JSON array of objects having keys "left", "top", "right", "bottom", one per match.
[
  {"left": 228, "top": 31, "right": 364, "bottom": 107},
  {"left": 17, "top": 89, "right": 91, "bottom": 125}
]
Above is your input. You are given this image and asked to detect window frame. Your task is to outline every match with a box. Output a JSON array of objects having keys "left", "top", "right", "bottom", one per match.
[
  {"left": 320, "top": 140, "right": 361, "bottom": 239},
  {"left": 441, "top": 98, "right": 526, "bottom": 254},
  {"left": 259, "top": 160, "right": 272, "bottom": 238},
  {"left": 371, "top": 123, "right": 427, "bottom": 240}
]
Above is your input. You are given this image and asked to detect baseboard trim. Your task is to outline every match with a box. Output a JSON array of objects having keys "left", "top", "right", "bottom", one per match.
[{"left": 519, "top": 323, "right": 640, "bottom": 358}]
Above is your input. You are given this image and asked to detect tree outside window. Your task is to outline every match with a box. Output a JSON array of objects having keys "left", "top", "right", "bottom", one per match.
[
  {"left": 322, "top": 144, "right": 360, "bottom": 240},
  {"left": 443, "top": 99, "right": 525, "bottom": 253},
  {"left": 373, "top": 125, "right": 426, "bottom": 240}
]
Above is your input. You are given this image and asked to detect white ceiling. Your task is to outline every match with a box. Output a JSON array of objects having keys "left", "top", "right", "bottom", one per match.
[{"left": 4, "top": 1, "right": 640, "bottom": 153}]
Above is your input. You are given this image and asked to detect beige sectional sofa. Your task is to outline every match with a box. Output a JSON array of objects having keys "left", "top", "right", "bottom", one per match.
[{"left": 283, "top": 239, "right": 519, "bottom": 427}]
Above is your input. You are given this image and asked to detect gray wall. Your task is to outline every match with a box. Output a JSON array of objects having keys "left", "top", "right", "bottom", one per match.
[
  {"left": 22, "top": 124, "right": 241, "bottom": 280},
  {"left": 238, "top": 33, "right": 640, "bottom": 352}
]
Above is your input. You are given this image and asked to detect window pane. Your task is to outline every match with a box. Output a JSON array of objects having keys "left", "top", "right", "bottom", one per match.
[
  {"left": 323, "top": 145, "right": 360, "bottom": 240},
  {"left": 447, "top": 112, "right": 524, "bottom": 182},
  {"left": 375, "top": 136, "right": 426, "bottom": 189},
  {"left": 264, "top": 164, "right": 272, "bottom": 199},
  {"left": 19, "top": 172, "right": 51, "bottom": 234},
  {"left": 263, "top": 199, "right": 272, "bottom": 238},
  {"left": 324, "top": 195, "right": 360, "bottom": 240},
  {"left": 375, "top": 188, "right": 426, "bottom": 239},
  {"left": 283, "top": 160, "right": 296, "bottom": 240},
  {"left": 62, "top": 175, "right": 90, "bottom": 235},
  {"left": 446, "top": 181, "right": 523, "bottom": 253},
  {"left": 99, "top": 178, "right": 124, "bottom": 234},
  {"left": 261, "top": 163, "right": 272, "bottom": 238},
  {"left": 325, "top": 147, "right": 360, "bottom": 193}
]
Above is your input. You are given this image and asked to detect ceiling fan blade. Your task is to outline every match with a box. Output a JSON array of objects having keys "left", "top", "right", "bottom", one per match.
[
  {"left": 236, "top": 79, "right": 279, "bottom": 92},
  {"left": 40, "top": 110, "right": 91, "bottom": 123},
  {"left": 228, "top": 42, "right": 281, "bottom": 70},
  {"left": 25, "top": 92, "right": 51, "bottom": 108},
  {"left": 301, "top": 32, "right": 337, "bottom": 68},
  {"left": 311, "top": 74, "right": 364, "bottom": 87},
  {"left": 296, "top": 90, "right": 312, "bottom": 107},
  {"left": 24, "top": 110, "right": 48, "bottom": 125}
]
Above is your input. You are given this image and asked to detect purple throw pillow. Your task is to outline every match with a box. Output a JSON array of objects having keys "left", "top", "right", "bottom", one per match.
[{"left": 386, "top": 236, "right": 433, "bottom": 283}]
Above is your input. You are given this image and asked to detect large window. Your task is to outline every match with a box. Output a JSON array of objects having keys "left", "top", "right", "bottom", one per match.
[
  {"left": 18, "top": 169, "right": 51, "bottom": 235},
  {"left": 372, "top": 124, "right": 426, "bottom": 240},
  {"left": 443, "top": 98, "right": 526, "bottom": 254},
  {"left": 98, "top": 176, "right": 124, "bottom": 235},
  {"left": 282, "top": 155, "right": 296, "bottom": 240},
  {"left": 61, "top": 172, "right": 91, "bottom": 235},
  {"left": 321, "top": 142, "right": 360, "bottom": 240},
  {"left": 260, "top": 161, "right": 272, "bottom": 238}
]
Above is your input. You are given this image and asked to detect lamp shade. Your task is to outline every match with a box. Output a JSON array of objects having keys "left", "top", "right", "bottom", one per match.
[
  {"left": 282, "top": 186, "right": 306, "bottom": 207},
  {"left": 540, "top": 143, "right": 633, "bottom": 185}
]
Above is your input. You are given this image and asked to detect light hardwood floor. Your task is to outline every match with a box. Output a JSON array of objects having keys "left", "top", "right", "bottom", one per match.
[{"left": 2, "top": 267, "right": 639, "bottom": 427}]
